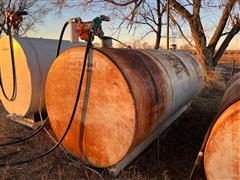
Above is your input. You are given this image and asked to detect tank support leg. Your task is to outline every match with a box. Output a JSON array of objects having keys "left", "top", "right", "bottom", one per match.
[{"left": 7, "top": 113, "right": 47, "bottom": 129}]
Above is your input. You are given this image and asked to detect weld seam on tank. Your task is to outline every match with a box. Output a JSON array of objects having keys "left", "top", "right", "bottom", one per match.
[
  {"left": 142, "top": 49, "right": 203, "bottom": 119},
  {"left": 98, "top": 48, "right": 158, "bottom": 148},
  {"left": 93, "top": 47, "right": 138, "bottom": 155},
  {"left": 102, "top": 49, "right": 159, "bottom": 145},
  {"left": 141, "top": 49, "right": 174, "bottom": 115},
  {"left": 135, "top": 49, "right": 162, "bottom": 136}
]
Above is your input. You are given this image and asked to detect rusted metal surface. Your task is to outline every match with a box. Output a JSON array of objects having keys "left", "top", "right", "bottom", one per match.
[
  {"left": 45, "top": 47, "right": 204, "bottom": 168},
  {"left": 218, "top": 72, "right": 240, "bottom": 115},
  {"left": 204, "top": 72, "right": 240, "bottom": 179}
]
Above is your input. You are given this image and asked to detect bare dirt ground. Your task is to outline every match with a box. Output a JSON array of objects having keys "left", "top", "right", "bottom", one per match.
[{"left": 0, "top": 57, "right": 239, "bottom": 180}]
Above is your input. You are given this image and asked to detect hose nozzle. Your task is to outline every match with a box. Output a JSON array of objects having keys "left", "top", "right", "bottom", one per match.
[
  {"left": 100, "top": 15, "right": 110, "bottom": 22},
  {"left": 15, "top": 11, "right": 28, "bottom": 16},
  {"left": 4, "top": 10, "right": 28, "bottom": 28}
]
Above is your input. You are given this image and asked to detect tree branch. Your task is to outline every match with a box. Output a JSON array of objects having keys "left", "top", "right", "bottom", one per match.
[
  {"left": 193, "top": 0, "right": 201, "bottom": 17},
  {"left": 208, "top": 0, "right": 238, "bottom": 50},
  {"left": 212, "top": 21, "right": 240, "bottom": 66},
  {"left": 144, "top": 1, "right": 158, "bottom": 26},
  {"left": 139, "top": 13, "right": 157, "bottom": 33},
  {"left": 105, "top": 0, "right": 139, "bottom": 6},
  {"left": 170, "top": 13, "right": 195, "bottom": 47},
  {"left": 170, "top": 0, "right": 193, "bottom": 21}
]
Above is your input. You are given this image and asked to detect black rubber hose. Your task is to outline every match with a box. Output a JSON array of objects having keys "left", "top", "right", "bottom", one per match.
[
  {"left": 0, "top": 20, "right": 69, "bottom": 147},
  {"left": 56, "top": 21, "right": 69, "bottom": 58},
  {"left": 189, "top": 123, "right": 216, "bottom": 179},
  {"left": 189, "top": 122, "right": 216, "bottom": 179},
  {"left": 0, "top": 24, "right": 17, "bottom": 101},
  {"left": 15, "top": 11, "right": 28, "bottom": 16},
  {"left": 0, "top": 31, "right": 93, "bottom": 167},
  {"left": 0, "top": 118, "right": 48, "bottom": 147}
]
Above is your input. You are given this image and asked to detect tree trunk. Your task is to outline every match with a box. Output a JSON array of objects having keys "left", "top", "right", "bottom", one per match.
[
  {"left": 195, "top": 48, "right": 214, "bottom": 70},
  {"left": 212, "top": 23, "right": 240, "bottom": 66},
  {"left": 170, "top": 0, "right": 240, "bottom": 70},
  {"left": 189, "top": 18, "right": 214, "bottom": 69},
  {"left": 154, "top": 24, "right": 162, "bottom": 49},
  {"left": 154, "top": 0, "right": 162, "bottom": 49}
]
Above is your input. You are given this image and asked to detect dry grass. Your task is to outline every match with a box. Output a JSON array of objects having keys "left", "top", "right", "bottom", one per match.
[
  {"left": 0, "top": 60, "right": 238, "bottom": 180},
  {"left": 204, "top": 70, "right": 225, "bottom": 90}
]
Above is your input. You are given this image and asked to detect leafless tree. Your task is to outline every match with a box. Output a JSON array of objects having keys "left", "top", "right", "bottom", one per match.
[
  {"left": 0, "top": 0, "right": 50, "bottom": 36},
  {"left": 170, "top": 0, "right": 240, "bottom": 69},
  {"left": 54, "top": 0, "right": 166, "bottom": 49},
  {"left": 55, "top": 0, "right": 240, "bottom": 69}
]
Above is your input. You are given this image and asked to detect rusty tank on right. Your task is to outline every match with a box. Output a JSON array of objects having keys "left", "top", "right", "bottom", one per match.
[{"left": 203, "top": 72, "right": 240, "bottom": 179}]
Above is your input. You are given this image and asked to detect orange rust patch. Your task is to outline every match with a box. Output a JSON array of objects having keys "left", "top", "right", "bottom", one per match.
[
  {"left": 204, "top": 100, "right": 240, "bottom": 179},
  {"left": 46, "top": 47, "right": 135, "bottom": 167}
]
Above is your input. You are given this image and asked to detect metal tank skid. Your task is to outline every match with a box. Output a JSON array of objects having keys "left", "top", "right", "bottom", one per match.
[
  {"left": 203, "top": 72, "right": 240, "bottom": 179},
  {"left": 0, "top": 36, "right": 72, "bottom": 120},
  {"left": 45, "top": 47, "right": 204, "bottom": 174}
]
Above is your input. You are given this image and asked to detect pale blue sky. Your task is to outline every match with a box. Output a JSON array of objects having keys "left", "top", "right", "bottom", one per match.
[{"left": 27, "top": 4, "right": 240, "bottom": 50}]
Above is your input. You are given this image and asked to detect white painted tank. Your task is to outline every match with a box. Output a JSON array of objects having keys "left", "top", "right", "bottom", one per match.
[{"left": 0, "top": 36, "right": 73, "bottom": 116}]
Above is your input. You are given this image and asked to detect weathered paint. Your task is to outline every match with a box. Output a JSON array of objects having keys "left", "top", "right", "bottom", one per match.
[
  {"left": 0, "top": 36, "right": 73, "bottom": 116},
  {"left": 45, "top": 47, "right": 204, "bottom": 168},
  {"left": 204, "top": 72, "right": 240, "bottom": 179}
]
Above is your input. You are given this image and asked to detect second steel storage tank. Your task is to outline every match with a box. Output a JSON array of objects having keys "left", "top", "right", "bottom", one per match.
[
  {"left": 0, "top": 36, "right": 72, "bottom": 117},
  {"left": 204, "top": 72, "right": 240, "bottom": 179}
]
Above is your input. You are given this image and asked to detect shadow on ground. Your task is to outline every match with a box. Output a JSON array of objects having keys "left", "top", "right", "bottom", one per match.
[{"left": 0, "top": 63, "right": 238, "bottom": 180}]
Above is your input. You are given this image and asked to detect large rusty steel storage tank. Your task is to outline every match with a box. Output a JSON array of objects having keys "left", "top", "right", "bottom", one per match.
[
  {"left": 45, "top": 47, "right": 204, "bottom": 168},
  {"left": 0, "top": 36, "right": 72, "bottom": 117},
  {"left": 204, "top": 72, "right": 240, "bottom": 179}
]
